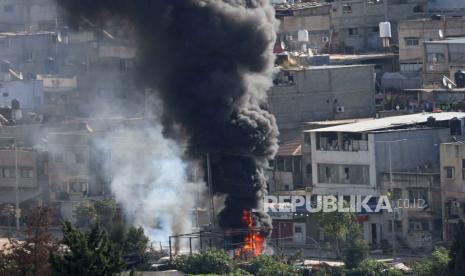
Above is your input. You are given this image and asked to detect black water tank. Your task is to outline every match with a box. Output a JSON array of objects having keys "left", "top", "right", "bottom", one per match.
[
  {"left": 426, "top": 116, "right": 436, "bottom": 127},
  {"left": 455, "top": 70, "right": 465, "bottom": 88},
  {"left": 11, "top": 99, "right": 20, "bottom": 110},
  {"left": 450, "top": 117, "right": 462, "bottom": 135}
]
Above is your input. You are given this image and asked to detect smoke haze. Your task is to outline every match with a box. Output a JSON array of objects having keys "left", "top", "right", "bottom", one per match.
[{"left": 56, "top": 0, "right": 279, "bottom": 238}]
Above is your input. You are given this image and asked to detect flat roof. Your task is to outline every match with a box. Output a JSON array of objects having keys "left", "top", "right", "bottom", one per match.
[
  {"left": 426, "top": 37, "right": 465, "bottom": 44},
  {"left": 307, "top": 112, "right": 465, "bottom": 133},
  {"left": 278, "top": 64, "right": 372, "bottom": 71},
  {"left": 273, "top": 2, "right": 330, "bottom": 11}
]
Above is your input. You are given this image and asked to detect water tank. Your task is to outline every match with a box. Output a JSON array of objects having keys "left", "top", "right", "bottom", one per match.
[
  {"left": 297, "top": 29, "right": 309, "bottom": 42},
  {"left": 379, "top": 22, "right": 392, "bottom": 38},
  {"left": 11, "top": 99, "right": 20, "bottom": 110},
  {"left": 450, "top": 117, "right": 462, "bottom": 135},
  {"left": 426, "top": 116, "right": 436, "bottom": 127},
  {"left": 455, "top": 70, "right": 465, "bottom": 88}
]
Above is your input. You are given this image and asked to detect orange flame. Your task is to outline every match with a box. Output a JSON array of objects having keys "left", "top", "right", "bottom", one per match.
[{"left": 235, "top": 210, "right": 264, "bottom": 258}]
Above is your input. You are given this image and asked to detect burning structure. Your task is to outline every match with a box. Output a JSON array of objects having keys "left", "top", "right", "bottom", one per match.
[{"left": 56, "top": 0, "right": 279, "bottom": 255}]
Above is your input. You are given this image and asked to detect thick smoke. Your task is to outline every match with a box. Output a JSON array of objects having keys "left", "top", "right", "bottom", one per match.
[{"left": 57, "top": 0, "right": 279, "bottom": 236}]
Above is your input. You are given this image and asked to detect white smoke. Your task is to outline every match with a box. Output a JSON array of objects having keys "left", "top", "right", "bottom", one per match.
[{"left": 93, "top": 120, "right": 205, "bottom": 244}]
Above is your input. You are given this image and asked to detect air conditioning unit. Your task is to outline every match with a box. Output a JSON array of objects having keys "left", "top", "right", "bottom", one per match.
[{"left": 336, "top": 106, "right": 345, "bottom": 113}]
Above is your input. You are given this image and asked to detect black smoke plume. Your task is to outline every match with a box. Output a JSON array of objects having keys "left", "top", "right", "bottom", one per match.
[{"left": 56, "top": 0, "right": 279, "bottom": 236}]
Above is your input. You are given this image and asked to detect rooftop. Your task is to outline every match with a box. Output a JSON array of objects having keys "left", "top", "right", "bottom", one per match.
[
  {"left": 273, "top": 2, "right": 329, "bottom": 11},
  {"left": 426, "top": 37, "right": 465, "bottom": 44},
  {"left": 277, "top": 139, "right": 302, "bottom": 156},
  {"left": 307, "top": 112, "right": 465, "bottom": 133},
  {"left": 0, "top": 31, "right": 55, "bottom": 38},
  {"left": 278, "top": 64, "right": 372, "bottom": 71}
]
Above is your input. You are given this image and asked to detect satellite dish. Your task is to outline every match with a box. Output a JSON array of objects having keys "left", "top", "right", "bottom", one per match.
[
  {"left": 439, "top": 29, "right": 444, "bottom": 39},
  {"left": 443, "top": 76, "right": 448, "bottom": 87}
]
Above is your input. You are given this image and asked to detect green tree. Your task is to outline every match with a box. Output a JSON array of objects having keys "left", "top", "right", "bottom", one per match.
[
  {"left": 0, "top": 205, "right": 58, "bottom": 276},
  {"left": 94, "top": 200, "right": 116, "bottom": 231},
  {"left": 448, "top": 220, "right": 465, "bottom": 275},
  {"left": 416, "top": 247, "right": 450, "bottom": 276},
  {"left": 123, "top": 226, "right": 149, "bottom": 258},
  {"left": 315, "top": 209, "right": 355, "bottom": 257},
  {"left": 74, "top": 200, "right": 97, "bottom": 228},
  {"left": 343, "top": 223, "right": 369, "bottom": 269},
  {"left": 50, "top": 221, "right": 125, "bottom": 276}
]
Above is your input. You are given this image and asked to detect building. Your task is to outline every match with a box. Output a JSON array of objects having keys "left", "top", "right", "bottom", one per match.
[
  {"left": 274, "top": 0, "right": 428, "bottom": 54},
  {"left": 422, "top": 37, "right": 465, "bottom": 88},
  {"left": 398, "top": 16, "right": 465, "bottom": 88},
  {"left": 0, "top": 0, "right": 57, "bottom": 32},
  {"left": 37, "top": 74, "right": 79, "bottom": 117},
  {"left": 0, "top": 79, "right": 43, "bottom": 112},
  {"left": 269, "top": 64, "right": 376, "bottom": 140},
  {"left": 439, "top": 142, "right": 465, "bottom": 241},
  {"left": 275, "top": 2, "right": 332, "bottom": 53},
  {"left": 305, "top": 112, "right": 465, "bottom": 248},
  {"left": 429, "top": 0, "right": 465, "bottom": 14}
]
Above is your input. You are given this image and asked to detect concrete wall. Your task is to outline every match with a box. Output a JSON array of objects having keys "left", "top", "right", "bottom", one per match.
[
  {"left": 0, "top": 80, "right": 43, "bottom": 112},
  {"left": 374, "top": 128, "right": 449, "bottom": 175},
  {"left": 0, "top": 150, "right": 37, "bottom": 189},
  {"left": 269, "top": 65, "right": 375, "bottom": 140}
]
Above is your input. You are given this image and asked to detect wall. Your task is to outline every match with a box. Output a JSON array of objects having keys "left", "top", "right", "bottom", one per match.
[
  {"left": 0, "top": 80, "right": 43, "bottom": 112},
  {"left": 269, "top": 65, "right": 375, "bottom": 140},
  {"left": 374, "top": 128, "right": 449, "bottom": 175},
  {"left": 0, "top": 150, "right": 37, "bottom": 189}
]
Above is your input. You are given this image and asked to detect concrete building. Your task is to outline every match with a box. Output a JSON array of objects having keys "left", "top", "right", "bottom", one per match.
[
  {"left": 439, "top": 142, "right": 465, "bottom": 241},
  {"left": 275, "top": 2, "right": 332, "bottom": 53},
  {"left": 274, "top": 0, "right": 428, "bottom": 53},
  {"left": 429, "top": 0, "right": 465, "bottom": 14},
  {"left": 304, "top": 112, "right": 465, "bottom": 248},
  {"left": 269, "top": 64, "right": 376, "bottom": 140},
  {"left": 398, "top": 16, "right": 465, "bottom": 88},
  {"left": 37, "top": 74, "right": 79, "bottom": 117},
  {"left": 0, "top": 79, "right": 43, "bottom": 112},
  {"left": 0, "top": 0, "right": 57, "bottom": 32},
  {"left": 422, "top": 37, "right": 465, "bottom": 88}
]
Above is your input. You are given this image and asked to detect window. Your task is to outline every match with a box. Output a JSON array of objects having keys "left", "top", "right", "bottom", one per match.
[
  {"left": 400, "top": 63, "right": 422, "bottom": 72},
  {"left": 317, "top": 163, "right": 369, "bottom": 185},
  {"left": 2, "top": 168, "right": 15, "bottom": 178},
  {"left": 445, "top": 166, "right": 455, "bottom": 179},
  {"left": 304, "top": 133, "right": 311, "bottom": 145},
  {"left": 392, "top": 188, "right": 402, "bottom": 200},
  {"left": 342, "top": 4, "right": 352, "bottom": 14},
  {"left": 294, "top": 226, "right": 302, "bottom": 233},
  {"left": 409, "top": 188, "right": 428, "bottom": 202},
  {"left": 75, "top": 153, "right": 85, "bottom": 164},
  {"left": 276, "top": 157, "right": 284, "bottom": 171},
  {"left": 426, "top": 44, "right": 446, "bottom": 64},
  {"left": 2, "top": 92, "right": 8, "bottom": 97},
  {"left": 372, "top": 26, "right": 380, "bottom": 33},
  {"left": 348, "top": 28, "right": 359, "bottom": 36},
  {"left": 405, "top": 37, "right": 419, "bottom": 47},
  {"left": 3, "top": 5, "right": 13, "bottom": 12},
  {"left": 449, "top": 44, "right": 465, "bottom": 63},
  {"left": 20, "top": 168, "right": 33, "bottom": 178},
  {"left": 413, "top": 5, "right": 424, "bottom": 13}
]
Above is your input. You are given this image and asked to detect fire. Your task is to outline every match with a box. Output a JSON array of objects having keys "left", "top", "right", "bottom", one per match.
[{"left": 235, "top": 210, "right": 265, "bottom": 258}]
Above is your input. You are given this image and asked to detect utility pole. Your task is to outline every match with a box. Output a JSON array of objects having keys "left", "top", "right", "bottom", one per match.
[
  {"left": 206, "top": 153, "right": 215, "bottom": 229},
  {"left": 376, "top": 139, "right": 407, "bottom": 259}
]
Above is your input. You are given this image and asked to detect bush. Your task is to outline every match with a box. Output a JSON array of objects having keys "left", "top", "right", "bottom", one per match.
[
  {"left": 174, "top": 248, "right": 234, "bottom": 275},
  {"left": 416, "top": 247, "right": 450, "bottom": 276},
  {"left": 346, "top": 258, "right": 402, "bottom": 276},
  {"left": 243, "top": 255, "right": 300, "bottom": 276},
  {"left": 343, "top": 223, "right": 369, "bottom": 269}
]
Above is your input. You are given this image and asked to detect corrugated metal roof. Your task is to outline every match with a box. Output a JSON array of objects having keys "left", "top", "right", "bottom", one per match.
[{"left": 307, "top": 112, "right": 465, "bottom": 133}]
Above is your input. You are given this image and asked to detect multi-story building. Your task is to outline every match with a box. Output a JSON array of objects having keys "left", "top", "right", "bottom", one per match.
[
  {"left": 0, "top": 0, "right": 57, "bottom": 32},
  {"left": 422, "top": 37, "right": 465, "bottom": 88},
  {"left": 274, "top": 0, "right": 428, "bottom": 53},
  {"left": 439, "top": 142, "right": 465, "bottom": 242},
  {"left": 398, "top": 16, "right": 465, "bottom": 88},
  {"left": 269, "top": 64, "right": 376, "bottom": 140},
  {"left": 304, "top": 112, "right": 464, "bottom": 248}
]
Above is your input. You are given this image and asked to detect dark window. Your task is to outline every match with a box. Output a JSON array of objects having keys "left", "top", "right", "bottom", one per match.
[
  {"left": 372, "top": 26, "right": 379, "bottom": 32},
  {"left": 2, "top": 92, "right": 8, "bottom": 97},
  {"left": 277, "top": 157, "right": 284, "bottom": 171},
  {"left": 348, "top": 28, "right": 359, "bottom": 36},
  {"left": 405, "top": 38, "right": 420, "bottom": 47},
  {"left": 294, "top": 226, "right": 302, "bottom": 233},
  {"left": 3, "top": 5, "right": 14, "bottom": 12},
  {"left": 306, "top": 164, "right": 312, "bottom": 174},
  {"left": 445, "top": 166, "right": 455, "bottom": 179}
]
